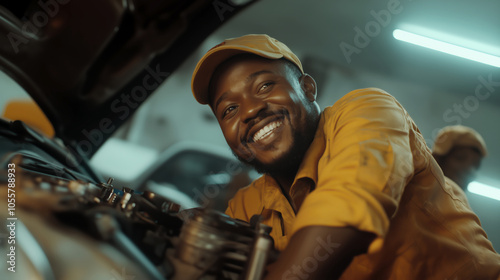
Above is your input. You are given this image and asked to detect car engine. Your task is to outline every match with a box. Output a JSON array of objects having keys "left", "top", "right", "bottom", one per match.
[
  {"left": 0, "top": 154, "right": 275, "bottom": 279},
  {"left": 0, "top": 0, "right": 270, "bottom": 279}
]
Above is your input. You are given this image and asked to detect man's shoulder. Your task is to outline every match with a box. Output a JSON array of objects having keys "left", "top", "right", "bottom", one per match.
[
  {"left": 328, "top": 87, "right": 396, "bottom": 110},
  {"left": 322, "top": 87, "right": 403, "bottom": 121}
]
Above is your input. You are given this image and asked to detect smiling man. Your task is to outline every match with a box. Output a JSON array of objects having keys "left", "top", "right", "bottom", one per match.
[
  {"left": 207, "top": 52, "right": 319, "bottom": 187},
  {"left": 191, "top": 34, "right": 500, "bottom": 279}
]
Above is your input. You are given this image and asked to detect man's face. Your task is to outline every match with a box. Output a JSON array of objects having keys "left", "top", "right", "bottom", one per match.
[
  {"left": 208, "top": 55, "right": 319, "bottom": 174},
  {"left": 441, "top": 146, "right": 482, "bottom": 189}
]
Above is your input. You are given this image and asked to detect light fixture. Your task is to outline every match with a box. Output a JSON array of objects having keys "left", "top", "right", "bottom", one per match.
[
  {"left": 467, "top": 181, "right": 500, "bottom": 202},
  {"left": 393, "top": 29, "right": 500, "bottom": 68}
]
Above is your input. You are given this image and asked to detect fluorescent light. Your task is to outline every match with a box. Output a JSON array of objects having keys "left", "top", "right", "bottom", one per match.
[
  {"left": 393, "top": 29, "right": 500, "bottom": 68},
  {"left": 468, "top": 181, "right": 500, "bottom": 201}
]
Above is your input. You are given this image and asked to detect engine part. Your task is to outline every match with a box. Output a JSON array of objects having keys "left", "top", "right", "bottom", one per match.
[{"left": 0, "top": 155, "right": 276, "bottom": 279}]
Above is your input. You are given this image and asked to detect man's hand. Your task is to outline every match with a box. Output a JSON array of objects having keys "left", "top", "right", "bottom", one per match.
[{"left": 264, "top": 226, "right": 375, "bottom": 280}]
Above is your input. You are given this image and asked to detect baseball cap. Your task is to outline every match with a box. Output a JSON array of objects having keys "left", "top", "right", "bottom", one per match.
[
  {"left": 191, "top": 34, "right": 304, "bottom": 104},
  {"left": 432, "top": 125, "right": 488, "bottom": 157}
]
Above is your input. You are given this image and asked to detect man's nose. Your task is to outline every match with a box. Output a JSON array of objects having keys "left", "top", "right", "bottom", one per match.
[{"left": 241, "top": 95, "right": 267, "bottom": 123}]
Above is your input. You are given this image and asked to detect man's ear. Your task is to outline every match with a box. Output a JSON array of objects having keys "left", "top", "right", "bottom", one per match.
[{"left": 300, "top": 74, "right": 317, "bottom": 102}]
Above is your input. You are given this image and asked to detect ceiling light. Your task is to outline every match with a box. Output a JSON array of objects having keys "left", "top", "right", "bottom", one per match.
[
  {"left": 393, "top": 29, "right": 500, "bottom": 68},
  {"left": 467, "top": 181, "right": 500, "bottom": 201}
]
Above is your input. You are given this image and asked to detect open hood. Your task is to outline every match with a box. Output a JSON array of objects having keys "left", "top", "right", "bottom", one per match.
[{"left": 0, "top": 0, "right": 256, "bottom": 156}]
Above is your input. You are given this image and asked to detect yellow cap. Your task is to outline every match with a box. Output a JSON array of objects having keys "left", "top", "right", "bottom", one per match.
[
  {"left": 191, "top": 34, "right": 304, "bottom": 104},
  {"left": 432, "top": 125, "right": 487, "bottom": 157}
]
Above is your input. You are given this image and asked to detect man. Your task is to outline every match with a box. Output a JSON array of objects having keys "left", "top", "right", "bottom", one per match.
[
  {"left": 432, "top": 125, "right": 487, "bottom": 190},
  {"left": 191, "top": 34, "right": 500, "bottom": 279}
]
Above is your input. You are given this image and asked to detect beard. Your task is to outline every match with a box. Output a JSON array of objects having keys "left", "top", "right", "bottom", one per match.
[{"left": 232, "top": 115, "right": 319, "bottom": 177}]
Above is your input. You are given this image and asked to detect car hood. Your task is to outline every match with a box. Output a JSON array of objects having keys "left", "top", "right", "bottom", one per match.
[{"left": 0, "top": 0, "right": 256, "bottom": 155}]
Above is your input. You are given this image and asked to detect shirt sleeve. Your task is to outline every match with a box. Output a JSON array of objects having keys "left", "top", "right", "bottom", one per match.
[{"left": 292, "top": 88, "right": 415, "bottom": 253}]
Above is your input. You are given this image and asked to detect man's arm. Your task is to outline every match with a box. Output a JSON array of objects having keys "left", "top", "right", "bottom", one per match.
[{"left": 264, "top": 226, "right": 375, "bottom": 280}]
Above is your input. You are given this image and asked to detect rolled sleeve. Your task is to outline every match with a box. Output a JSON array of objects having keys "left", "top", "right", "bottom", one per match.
[{"left": 292, "top": 89, "right": 414, "bottom": 253}]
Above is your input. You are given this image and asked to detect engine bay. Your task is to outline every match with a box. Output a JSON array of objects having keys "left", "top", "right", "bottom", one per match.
[{"left": 0, "top": 147, "right": 276, "bottom": 280}]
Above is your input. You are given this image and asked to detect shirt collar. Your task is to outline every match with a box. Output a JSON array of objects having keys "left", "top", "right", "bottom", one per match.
[
  {"left": 259, "top": 112, "right": 326, "bottom": 211},
  {"left": 293, "top": 112, "right": 326, "bottom": 185}
]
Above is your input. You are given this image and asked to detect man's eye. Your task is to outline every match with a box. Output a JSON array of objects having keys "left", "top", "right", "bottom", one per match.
[
  {"left": 222, "top": 106, "right": 236, "bottom": 118},
  {"left": 259, "top": 82, "right": 274, "bottom": 92}
]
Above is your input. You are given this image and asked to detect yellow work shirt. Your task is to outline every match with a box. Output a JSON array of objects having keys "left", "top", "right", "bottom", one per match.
[{"left": 226, "top": 88, "right": 500, "bottom": 279}]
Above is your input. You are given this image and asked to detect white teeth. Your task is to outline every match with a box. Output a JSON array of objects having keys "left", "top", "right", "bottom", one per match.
[{"left": 252, "top": 121, "right": 282, "bottom": 142}]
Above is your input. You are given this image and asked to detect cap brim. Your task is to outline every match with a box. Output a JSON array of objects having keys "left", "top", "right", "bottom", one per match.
[{"left": 191, "top": 45, "right": 283, "bottom": 105}]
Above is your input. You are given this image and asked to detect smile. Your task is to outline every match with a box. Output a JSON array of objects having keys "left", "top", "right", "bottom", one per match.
[{"left": 252, "top": 120, "right": 283, "bottom": 143}]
